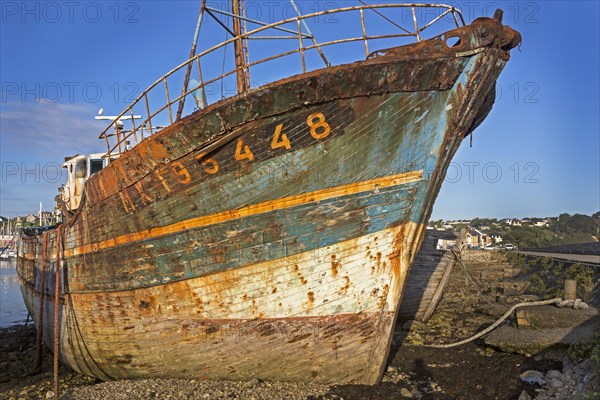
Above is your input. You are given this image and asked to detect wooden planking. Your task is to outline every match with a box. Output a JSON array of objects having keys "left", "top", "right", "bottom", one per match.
[
  {"left": 70, "top": 91, "right": 449, "bottom": 249},
  {"left": 67, "top": 181, "right": 418, "bottom": 292},
  {"left": 23, "top": 225, "right": 415, "bottom": 384},
  {"left": 82, "top": 57, "right": 467, "bottom": 207},
  {"left": 61, "top": 87, "right": 456, "bottom": 296},
  {"left": 66, "top": 170, "right": 422, "bottom": 259},
  {"left": 65, "top": 227, "right": 412, "bottom": 382}
]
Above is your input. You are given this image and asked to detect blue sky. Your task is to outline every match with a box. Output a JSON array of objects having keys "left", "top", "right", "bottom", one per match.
[{"left": 0, "top": 1, "right": 598, "bottom": 220}]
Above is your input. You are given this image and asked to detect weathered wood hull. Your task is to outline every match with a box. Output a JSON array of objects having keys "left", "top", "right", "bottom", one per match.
[{"left": 17, "top": 18, "right": 518, "bottom": 385}]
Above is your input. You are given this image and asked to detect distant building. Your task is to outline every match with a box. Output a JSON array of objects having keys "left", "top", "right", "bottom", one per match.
[
  {"left": 25, "top": 214, "right": 36, "bottom": 224},
  {"left": 39, "top": 211, "right": 56, "bottom": 225},
  {"left": 491, "top": 235, "right": 503, "bottom": 244},
  {"left": 532, "top": 219, "right": 549, "bottom": 227},
  {"left": 466, "top": 228, "right": 496, "bottom": 247}
]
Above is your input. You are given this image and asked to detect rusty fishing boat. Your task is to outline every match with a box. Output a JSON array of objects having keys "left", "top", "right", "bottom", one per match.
[{"left": 17, "top": 2, "right": 520, "bottom": 384}]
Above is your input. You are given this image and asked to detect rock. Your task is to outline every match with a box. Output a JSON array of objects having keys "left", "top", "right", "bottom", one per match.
[
  {"left": 400, "top": 387, "right": 413, "bottom": 398},
  {"left": 545, "top": 370, "right": 563, "bottom": 380},
  {"left": 243, "top": 378, "right": 261, "bottom": 389},
  {"left": 484, "top": 316, "right": 600, "bottom": 356},
  {"left": 575, "top": 300, "right": 589, "bottom": 310},
  {"left": 520, "top": 370, "right": 545, "bottom": 385},
  {"left": 547, "top": 377, "right": 564, "bottom": 388},
  {"left": 45, "top": 390, "right": 54, "bottom": 399},
  {"left": 518, "top": 390, "right": 532, "bottom": 400}
]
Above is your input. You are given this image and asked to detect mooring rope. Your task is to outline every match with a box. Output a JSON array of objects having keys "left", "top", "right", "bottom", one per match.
[
  {"left": 424, "top": 297, "right": 562, "bottom": 348},
  {"left": 30, "top": 231, "right": 49, "bottom": 374},
  {"left": 53, "top": 225, "right": 63, "bottom": 400},
  {"left": 425, "top": 249, "right": 566, "bottom": 348}
]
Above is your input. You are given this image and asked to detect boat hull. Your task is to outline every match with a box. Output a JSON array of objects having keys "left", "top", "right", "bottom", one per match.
[{"left": 17, "top": 17, "right": 518, "bottom": 384}]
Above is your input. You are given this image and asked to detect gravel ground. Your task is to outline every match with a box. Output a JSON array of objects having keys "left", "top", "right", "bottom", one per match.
[{"left": 63, "top": 378, "right": 331, "bottom": 400}]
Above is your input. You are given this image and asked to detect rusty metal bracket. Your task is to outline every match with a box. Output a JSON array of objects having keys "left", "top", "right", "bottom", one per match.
[
  {"left": 53, "top": 225, "right": 62, "bottom": 400},
  {"left": 30, "top": 231, "right": 49, "bottom": 375}
]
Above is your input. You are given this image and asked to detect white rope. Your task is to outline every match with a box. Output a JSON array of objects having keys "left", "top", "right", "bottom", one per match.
[{"left": 424, "top": 298, "right": 562, "bottom": 349}]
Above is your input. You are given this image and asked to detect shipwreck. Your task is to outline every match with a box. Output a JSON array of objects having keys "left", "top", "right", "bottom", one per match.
[{"left": 17, "top": 1, "right": 520, "bottom": 385}]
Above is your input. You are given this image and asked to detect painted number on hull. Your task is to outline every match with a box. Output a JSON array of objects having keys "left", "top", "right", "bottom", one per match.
[
  {"left": 307, "top": 112, "right": 331, "bottom": 140},
  {"left": 235, "top": 138, "right": 255, "bottom": 161},
  {"left": 271, "top": 123, "right": 291, "bottom": 150},
  {"left": 195, "top": 152, "right": 219, "bottom": 174},
  {"left": 196, "top": 112, "right": 330, "bottom": 176},
  {"left": 119, "top": 112, "right": 333, "bottom": 213}
]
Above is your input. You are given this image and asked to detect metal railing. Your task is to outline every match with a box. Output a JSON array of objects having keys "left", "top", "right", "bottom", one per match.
[{"left": 99, "top": 3, "right": 465, "bottom": 159}]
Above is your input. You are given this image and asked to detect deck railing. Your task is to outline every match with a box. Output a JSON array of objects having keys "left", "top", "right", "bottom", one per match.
[{"left": 99, "top": 3, "right": 465, "bottom": 159}]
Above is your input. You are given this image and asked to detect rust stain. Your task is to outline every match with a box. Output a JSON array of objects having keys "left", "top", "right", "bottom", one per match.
[
  {"left": 205, "top": 325, "right": 219, "bottom": 335},
  {"left": 388, "top": 224, "right": 407, "bottom": 279},
  {"left": 339, "top": 275, "right": 351, "bottom": 295},
  {"left": 330, "top": 255, "right": 341, "bottom": 278},
  {"left": 193, "top": 295, "right": 204, "bottom": 313},
  {"left": 307, "top": 291, "right": 315, "bottom": 305},
  {"left": 378, "top": 284, "right": 390, "bottom": 309}
]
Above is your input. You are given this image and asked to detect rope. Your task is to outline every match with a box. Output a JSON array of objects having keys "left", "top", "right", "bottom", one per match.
[
  {"left": 30, "top": 231, "right": 49, "bottom": 374},
  {"left": 424, "top": 297, "right": 562, "bottom": 348},
  {"left": 451, "top": 249, "right": 499, "bottom": 309},
  {"left": 53, "top": 225, "right": 62, "bottom": 400}
]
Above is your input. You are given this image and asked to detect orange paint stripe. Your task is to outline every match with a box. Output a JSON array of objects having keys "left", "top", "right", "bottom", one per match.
[{"left": 65, "top": 170, "right": 423, "bottom": 257}]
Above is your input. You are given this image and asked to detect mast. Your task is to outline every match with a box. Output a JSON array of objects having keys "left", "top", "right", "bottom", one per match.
[
  {"left": 232, "top": 0, "right": 249, "bottom": 94},
  {"left": 176, "top": 0, "right": 207, "bottom": 121}
]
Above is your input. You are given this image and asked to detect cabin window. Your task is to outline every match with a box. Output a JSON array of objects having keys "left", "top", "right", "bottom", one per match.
[
  {"left": 74, "top": 159, "right": 87, "bottom": 178},
  {"left": 90, "top": 159, "right": 104, "bottom": 175}
]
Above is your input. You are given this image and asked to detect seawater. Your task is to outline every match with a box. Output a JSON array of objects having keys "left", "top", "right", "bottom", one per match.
[{"left": 0, "top": 259, "right": 28, "bottom": 327}]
